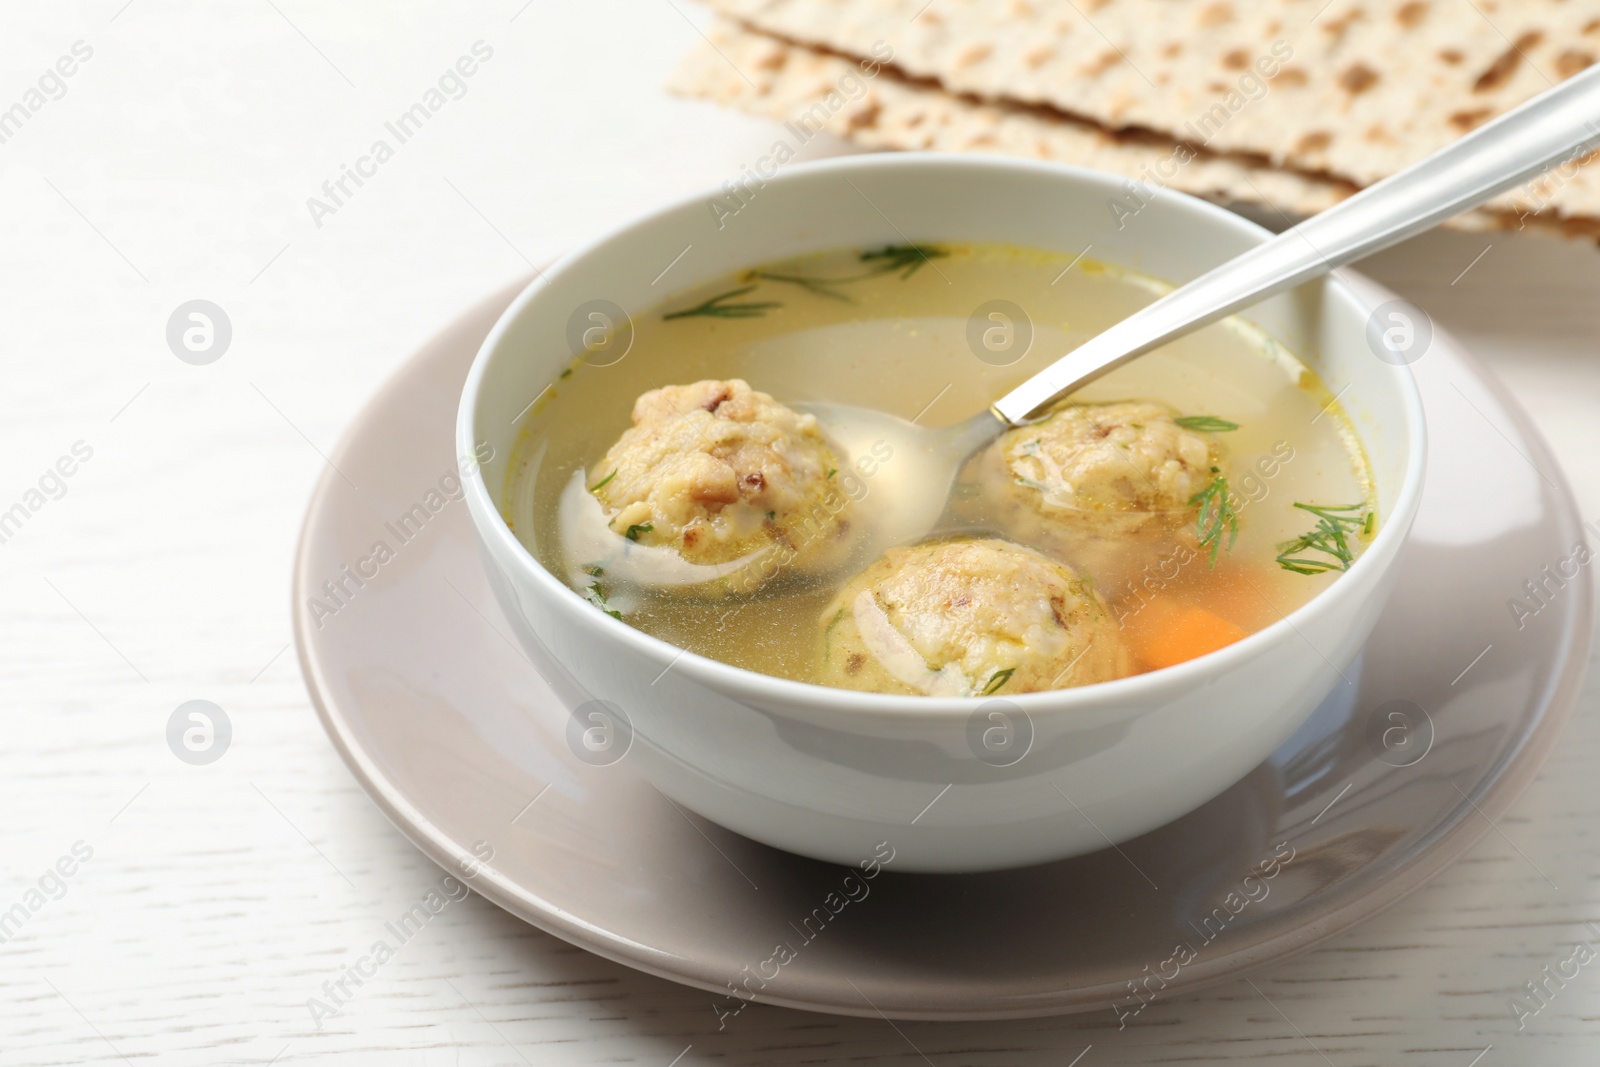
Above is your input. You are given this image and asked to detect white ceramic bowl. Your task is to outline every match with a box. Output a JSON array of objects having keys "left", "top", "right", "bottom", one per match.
[{"left": 458, "top": 154, "right": 1426, "bottom": 873}]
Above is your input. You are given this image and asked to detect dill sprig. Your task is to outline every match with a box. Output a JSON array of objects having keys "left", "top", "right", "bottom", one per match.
[
  {"left": 581, "top": 564, "right": 622, "bottom": 619},
  {"left": 588, "top": 469, "right": 617, "bottom": 492},
  {"left": 747, "top": 270, "right": 854, "bottom": 302},
  {"left": 662, "top": 285, "right": 782, "bottom": 320},
  {"left": 981, "top": 667, "right": 1015, "bottom": 695},
  {"left": 746, "top": 242, "right": 950, "bottom": 300},
  {"left": 1175, "top": 415, "right": 1240, "bottom": 433},
  {"left": 624, "top": 522, "right": 653, "bottom": 541},
  {"left": 859, "top": 242, "right": 948, "bottom": 278},
  {"left": 667, "top": 244, "right": 947, "bottom": 322},
  {"left": 1189, "top": 467, "right": 1239, "bottom": 566},
  {"left": 1275, "top": 503, "right": 1373, "bottom": 575}
]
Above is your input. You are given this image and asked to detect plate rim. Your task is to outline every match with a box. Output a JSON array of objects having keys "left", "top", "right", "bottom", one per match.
[{"left": 294, "top": 275, "right": 1592, "bottom": 1020}]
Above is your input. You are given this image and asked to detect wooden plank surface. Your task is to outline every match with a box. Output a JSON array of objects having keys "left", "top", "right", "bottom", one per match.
[{"left": 1, "top": 2, "right": 1597, "bottom": 1064}]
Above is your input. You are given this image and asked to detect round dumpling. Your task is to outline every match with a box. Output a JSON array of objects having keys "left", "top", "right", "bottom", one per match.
[
  {"left": 955, "top": 401, "right": 1225, "bottom": 577},
  {"left": 589, "top": 379, "right": 853, "bottom": 588},
  {"left": 986, "top": 401, "right": 1219, "bottom": 533},
  {"left": 818, "top": 538, "right": 1133, "bottom": 697}
]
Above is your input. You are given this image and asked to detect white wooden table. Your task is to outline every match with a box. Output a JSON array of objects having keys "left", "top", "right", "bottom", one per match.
[{"left": 3, "top": 2, "right": 1598, "bottom": 1063}]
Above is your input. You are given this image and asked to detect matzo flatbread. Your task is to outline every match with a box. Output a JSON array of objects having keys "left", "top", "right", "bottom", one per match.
[
  {"left": 670, "top": 21, "right": 1559, "bottom": 234},
  {"left": 699, "top": 0, "right": 1600, "bottom": 224}
]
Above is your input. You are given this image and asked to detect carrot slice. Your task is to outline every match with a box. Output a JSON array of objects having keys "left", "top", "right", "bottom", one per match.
[
  {"left": 1189, "top": 562, "right": 1291, "bottom": 633},
  {"left": 1122, "top": 598, "right": 1250, "bottom": 671}
]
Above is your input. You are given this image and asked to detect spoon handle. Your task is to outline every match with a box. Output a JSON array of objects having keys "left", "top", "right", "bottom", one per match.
[{"left": 993, "top": 62, "right": 1600, "bottom": 424}]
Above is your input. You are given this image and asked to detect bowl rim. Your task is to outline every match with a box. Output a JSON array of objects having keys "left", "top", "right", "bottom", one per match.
[{"left": 457, "top": 151, "right": 1428, "bottom": 719}]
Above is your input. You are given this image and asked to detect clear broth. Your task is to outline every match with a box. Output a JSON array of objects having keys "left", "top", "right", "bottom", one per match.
[{"left": 505, "top": 242, "right": 1373, "bottom": 688}]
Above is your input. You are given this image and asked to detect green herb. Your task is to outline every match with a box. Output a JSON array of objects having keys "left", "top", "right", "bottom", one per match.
[
  {"left": 1189, "top": 468, "right": 1239, "bottom": 566},
  {"left": 748, "top": 270, "right": 854, "bottom": 302},
  {"left": 742, "top": 242, "right": 950, "bottom": 303},
  {"left": 624, "top": 522, "right": 653, "bottom": 541},
  {"left": 663, "top": 285, "right": 782, "bottom": 320},
  {"left": 662, "top": 244, "right": 946, "bottom": 325},
  {"left": 581, "top": 566, "right": 623, "bottom": 619},
  {"left": 859, "top": 242, "right": 948, "bottom": 278},
  {"left": 560, "top": 367, "right": 573, "bottom": 379},
  {"left": 1175, "top": 415, "right": 1240, "bottom": 433},
  {"left": 826, "top": 468, "right": 837, "bottom": 479},
  {"left": 588, "top": 469, "right": 617, "bottom": 492},
  {"left": 765, "top": 510, "right": 777, "bottom": 521},
  {"left": 1275, "top": 503, "right": 1372, "bottom": 575},
  {"left": 981, "top": 667, "right": 1016, "bottom": 695}
]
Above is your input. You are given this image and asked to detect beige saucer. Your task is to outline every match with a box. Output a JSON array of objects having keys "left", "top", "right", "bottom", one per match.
[{"left": 294, "top": 277, "right": 1590, "bottom": 1020}]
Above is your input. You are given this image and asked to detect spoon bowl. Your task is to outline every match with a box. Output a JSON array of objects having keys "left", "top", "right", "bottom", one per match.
[
  {"left": 557, "top": 469, "right": 771, "bottom": 591},
  {"left": 794, "top": 402, "right": 1004, "bottom": 556}
]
